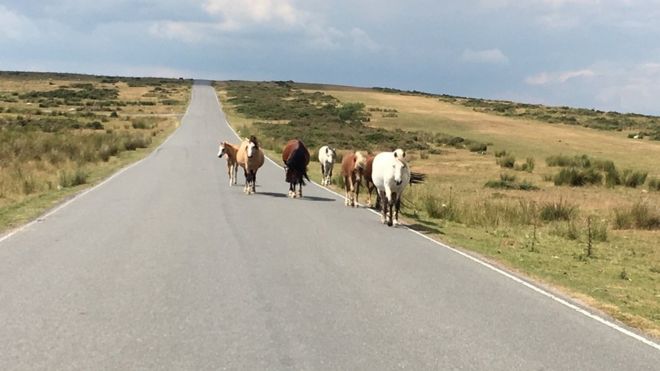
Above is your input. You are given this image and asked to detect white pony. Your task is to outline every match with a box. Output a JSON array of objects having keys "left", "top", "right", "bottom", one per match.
[
  {"left": 371, "top": 149, "right": 410, "bottom": 226},
  {"left": 318, "top": 145, "right": 337, "bottom": 186}
]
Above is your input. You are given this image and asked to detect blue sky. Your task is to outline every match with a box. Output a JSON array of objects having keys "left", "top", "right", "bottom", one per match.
[{"left": 2, "top": 0, "right": 660, "bottom": 114}]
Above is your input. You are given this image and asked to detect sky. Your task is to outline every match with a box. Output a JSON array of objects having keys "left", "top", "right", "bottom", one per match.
[{"left": 2, "top": 0, "right": 660, "bottom": 114}]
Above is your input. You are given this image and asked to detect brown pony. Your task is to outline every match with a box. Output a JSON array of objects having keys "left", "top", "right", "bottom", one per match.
[
  {"left": 236, "top": 136, "right": 265, "bottom": 194},
  {"left": 363, "top": 154, "right": 378, "bottom": 207},
  {"left": 340, "top": 151, "right": 367, "bottom": 207},
  {"left": 217, "top": 141, "right": 239, "bottom": 186},
  {"left": 282, "top": 139, "right": 310, "bottom": 198}
]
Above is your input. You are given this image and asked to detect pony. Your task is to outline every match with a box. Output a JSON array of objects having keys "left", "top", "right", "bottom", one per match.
[
  {"left": 217, "top": 141, "right": 239, "bottom": 186},
  {"left": 318, "top": 145, "right": 337, "bottom": 186},
  {"left": 363, "top": 154, "right": 377, "bottom": 207},
  {"left": 282, "top": 139, "right": 310, "bottom": 198},
  {"left": 340, "top": 151, "right": 367, "bottom": 207},
  {"left": 236, "top": 136, "right": 265, "bottom": 194},
  {"left": 371, "top": 149, "right": 411, "bottom": 226}
]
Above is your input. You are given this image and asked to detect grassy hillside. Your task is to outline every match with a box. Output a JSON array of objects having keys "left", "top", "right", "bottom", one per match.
[
  {"left": 216, "top": 80, "right": 660, "bottom": 338},
  {"left": 0, "top": 71, "right": 191, "bottom": 232}
]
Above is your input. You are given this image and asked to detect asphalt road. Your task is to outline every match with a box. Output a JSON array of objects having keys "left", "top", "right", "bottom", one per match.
[{"left": 1, "top": 81, "right": 658, "bottom": 370}]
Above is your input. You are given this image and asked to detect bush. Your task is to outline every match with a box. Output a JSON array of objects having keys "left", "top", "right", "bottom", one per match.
[
  {"left": 59, "top": 168, "right": 88, "bottom": 188},
  {"left": 648, "top": 178, "right": 660, "bottom": 191},
  {"left": 554, "top": 167, "right": 602, "bottom": 186},
  {"left": 613, "top": 201, "right": 660, "bottom": 230},
  {"left": 494, "top": 150, "right": 508, "bottom": 158},
  {"left": 540, "top": 199, "right": 577, "bottom": 221},
  {"left": 546, "top": 154, "right": 591, "bottom": 168},
  {"left": 497, "top": 154, "right": 515, "bottom": 168},
  {"left": 620, "top": 169, "right": 647, "bottom": 188},
  {"left": 468, "top": 142, "right": 487, "bottom": 152}
]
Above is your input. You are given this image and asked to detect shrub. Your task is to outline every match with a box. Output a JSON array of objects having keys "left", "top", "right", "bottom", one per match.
[
  {"left": 59, "top": 168, "right": 88, "bottom": 188},
  {"left": 546, "top": 154, "right": 591, "bottom": 168},
  {"left": 484, "top": 177, "right": 538, "bottom": 191},
  {"left": 540, "top": 199, "right": 577, "bottom": 221},
  {"left": 620, "top": 169, "right": 647, "bottom": 188},
  {"left": 522, "top": 157, "right": 534, "bottom": 173},
  {"left": 554, "top": 167, "right": 602, "bottom": 186},
  {"left": 494, "top": 149, "right": 508, "bottom": 158},
  {"left": 604, "top": 167, "right": 621, "bottom": 187},
  {"left": 468, "top": 142, "right": 487, "bottom": 152},
  {"left": 497, "top": 154, "right": 515, "bottom": 168},
  {"left": 648, "top": 178, "right": 660, "bottom": 191},
  {"left": 613, "top": 201, "right": 660, "bottom": 230}
]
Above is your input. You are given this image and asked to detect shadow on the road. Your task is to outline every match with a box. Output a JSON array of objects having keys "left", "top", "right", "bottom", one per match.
[
  {"left": 301, "top": 195, "right": 335, "bottom": 202},
  {"left": 255, "top": 192, "right": 336, "bottom": 202},
  {"left": 407, "top": 223, "right": 444, "bottom": 235},
  {"left": 256, "top": 191, "right": 288, "bottom": 198}
]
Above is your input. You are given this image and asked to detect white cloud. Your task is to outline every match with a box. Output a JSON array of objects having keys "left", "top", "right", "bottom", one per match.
[
  {"left": 461, "top": 48, "right": 509, "bottom": 64},
  {"left": 203, "top": 0, "right": 302, "bottom": 30},
  {"left": 526, "top": 68, "right": 594, "bottom": 85},
  {"left": 350, "top": 28, "right": 381, "bottom": 52},
  {"left": 149, "top": 21, "right": 210, "bottom": 43},
  {"left": 0, "top": 5, "right": 39, "bottom": 40}
]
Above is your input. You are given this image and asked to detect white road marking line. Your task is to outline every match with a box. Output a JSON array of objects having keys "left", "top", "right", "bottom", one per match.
[{"left": 215, "top": 88, "right": 660, "bottom": 351}]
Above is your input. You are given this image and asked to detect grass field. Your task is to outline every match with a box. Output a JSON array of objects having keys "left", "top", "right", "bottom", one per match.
[
  {"left": 216, "top": 81, "right": 660, "bottom": 338},
  {"left": 0, "top": 71, "right": 191, "bottom": 232}
]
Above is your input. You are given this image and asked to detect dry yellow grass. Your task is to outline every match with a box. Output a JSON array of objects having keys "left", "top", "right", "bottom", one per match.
[{"left": 321, "top": 89, "right": 660, "bottom": 175}]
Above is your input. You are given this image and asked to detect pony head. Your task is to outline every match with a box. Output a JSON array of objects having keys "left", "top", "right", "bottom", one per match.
[
  {"left": 392, "top": 149, "right": 408, "bottom": 186},
  {"left": 326, "top": 146, "right": 337, "bottom": 162},
  {"left": 217, "top": 142, "right": 227, "bottom": 158},
  {"left": 246, "top": 136, "right": 259, "bottom": 158}
]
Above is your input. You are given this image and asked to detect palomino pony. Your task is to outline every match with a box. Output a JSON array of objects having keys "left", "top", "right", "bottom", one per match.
[
  {"left": 340, "top": 151, "right": 367, "bottom": 207},
  {"left": 318, "top": 145, "right": 337, "bottom": 186},
  {"left": 217, "top": 141, "right": 239, "bottom": 186},
  {"left": 236, "top": 136, "right": 265, "bottom": 194},
  {"left": 371, "top": 149, "right": 411, "bottom": 226},
  {"left": 282, "top": 139, "right": 310, "bottom": 198}
]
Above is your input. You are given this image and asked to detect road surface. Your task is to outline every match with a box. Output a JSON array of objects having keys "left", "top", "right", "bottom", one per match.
[{"left": 1, "top": 81, "right": 658, "bottom": 370}]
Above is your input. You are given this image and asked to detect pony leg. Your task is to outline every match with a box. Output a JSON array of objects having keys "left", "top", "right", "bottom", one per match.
[
  {"left": 386, "top": 189, "right": 394, "bottom": 226},
  {"left": 233, "top": 164, "right": 238, "bottom": 185},
  {"left": 251, "top": 171, "right": 257, "bottom": 194},
  {"left": 289, "top": 183, "right": 294, "bottom": 198},
  {"left": 344, "top": 176, "right": 351, "bottom": 206},
  {"left": 354, "top": 179, "right": 361, "bottom": 207},
  {"left": 379, "top": 190, "right": 387, "bottom": 224},
  {"left": 393, "top": 196, "right": 401, "bottom": 226},
  {"left": 296, "top": 182, "right": 302, "bottom": 198}
]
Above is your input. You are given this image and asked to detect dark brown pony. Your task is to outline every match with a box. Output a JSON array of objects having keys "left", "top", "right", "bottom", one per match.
[
  {"left": 340, "top": 151, "right": 367, "bottom": 207},
  {"left": 282, "top": 139, "right": 310, "bottom": 198}
]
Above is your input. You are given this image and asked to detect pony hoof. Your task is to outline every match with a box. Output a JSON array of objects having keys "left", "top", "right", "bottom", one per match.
[{"left": 387, "top": 220, "right": 393, "bottom": 227}]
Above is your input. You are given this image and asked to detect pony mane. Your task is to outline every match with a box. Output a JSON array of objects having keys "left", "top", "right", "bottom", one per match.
[
  {"left": 249, "top": 135, "right": 259, "bottom": 149},
  {"left": 354, "top": 151, "right": 367, "bottom": 169}
]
